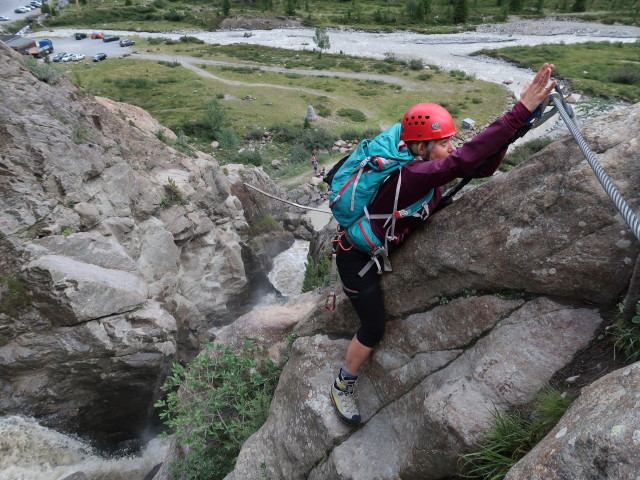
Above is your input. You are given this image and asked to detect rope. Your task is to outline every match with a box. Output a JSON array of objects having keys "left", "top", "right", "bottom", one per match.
[
  {"left": 244, "top": 183, "right": 333, "bottom": 214},
  {"left": 551, "top": 96, "right": 640, "bottom": 242}
]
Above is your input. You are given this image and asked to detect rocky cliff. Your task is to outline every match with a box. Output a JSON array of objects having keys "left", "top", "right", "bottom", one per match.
[
  {"left": 0, "top": 42, "right": 295, "bottom": 446},
  {"left": 209, "top": 103, "right": 639, "bottom": 479}
]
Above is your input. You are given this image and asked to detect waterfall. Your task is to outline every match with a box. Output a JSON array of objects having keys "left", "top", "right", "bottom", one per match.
[{"left": 0, "top": 415, "right": 168, "bottom": 480}]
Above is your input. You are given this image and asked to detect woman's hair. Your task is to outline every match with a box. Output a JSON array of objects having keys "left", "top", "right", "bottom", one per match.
[{"left": 406, "top": 140, "right": 426, "bottom": 157}]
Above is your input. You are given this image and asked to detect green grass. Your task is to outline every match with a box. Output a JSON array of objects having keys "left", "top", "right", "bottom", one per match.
[
  {"left": 64, "top": 49, "right": 509, "bottom": 166},
  {"left": 612, "top": 301, "right": 640, "bottom": 364},
  {"left": 473, "top": 41, "right": 640, "bottom": 103},
  {"left": 462, "top": 385, "right": 573, "bottom": 480}
]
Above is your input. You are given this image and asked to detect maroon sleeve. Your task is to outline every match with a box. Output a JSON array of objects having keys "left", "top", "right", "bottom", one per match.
[
  {"left": 399, "top": 102, "right": 531, "bottom": 199},
  {"left": 368, "top": 102, "right": 532, "bottom": 245}
]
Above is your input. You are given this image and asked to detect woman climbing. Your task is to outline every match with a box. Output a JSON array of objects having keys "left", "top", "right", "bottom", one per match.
[{"left": 330, "top": 63, "right": 557, "bottom": 426}]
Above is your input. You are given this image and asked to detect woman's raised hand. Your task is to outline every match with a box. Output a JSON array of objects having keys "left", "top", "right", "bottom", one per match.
[{"left": 519, "top": 63, "right": 557, "bottom": 112}]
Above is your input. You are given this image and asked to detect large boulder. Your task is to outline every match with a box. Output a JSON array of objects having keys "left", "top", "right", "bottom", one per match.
[
  {"left": 383, "top": 103, "right": 640, "bottom": 316},
  {"left": 505, "top": 361, "right": 640, "bottom": 480},
  {"left": 226, "top": 297, "right": 602, "bottom": 479}
]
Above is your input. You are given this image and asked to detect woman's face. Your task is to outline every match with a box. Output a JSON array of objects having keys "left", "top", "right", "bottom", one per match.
[{"left": 428, "top": 137, "right": 456, "bottom": 161}]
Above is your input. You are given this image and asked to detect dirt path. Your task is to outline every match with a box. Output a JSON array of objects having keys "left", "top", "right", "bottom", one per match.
[{"left": 132, "top": 52, "right": 430, "bottom": 119}]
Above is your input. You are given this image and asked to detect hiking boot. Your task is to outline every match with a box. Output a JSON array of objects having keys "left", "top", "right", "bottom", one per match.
[{"left": 330, "top": 374, "right": 361, "bottom": 426}]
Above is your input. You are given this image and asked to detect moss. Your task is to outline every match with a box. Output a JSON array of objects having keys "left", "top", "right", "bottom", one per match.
[
  {"left": 0, "top": 276, "right": 30, "bottom": 314},
  {"left": 249, "top": 215, "right": 280, "bottom": 235}
]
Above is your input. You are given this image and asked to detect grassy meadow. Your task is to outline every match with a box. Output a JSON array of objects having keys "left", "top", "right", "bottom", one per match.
[
  {"left": 475, "top": 40, "right": 640, "bottom": 103},
  {"left": 63, "top": 43, "right": 510, "bottom": 168}
]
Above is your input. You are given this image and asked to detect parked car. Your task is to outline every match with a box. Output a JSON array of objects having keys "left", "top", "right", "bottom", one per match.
[
  {"left": 75, "top": 33, "right": 88, "bottom": 40},
  {"left": 61, "top": 53, "right": 75, "bottom": 62},
  {"left": 70, "top": 53, "right": 85, "bottom": 61},
  {"left": 14, "top": 7, "right": 28, "bottom": 13},
  {"left": 91, "top": 32, "right": 102, "bottom": 39},
  {"left": 0, "top": 16, "right": 9, "bottom": 21},
  {"left": 102, "top": 36, "right": 120, "bottom": 43},
  {"left": 119, "top": 39, "right": 135, "bottom": 47},
  {"left": 93, "top": 53, "right": 107, "bottom": 62},
  {"left": 51, "top": 52, "right": 67, "bottom": 62}
]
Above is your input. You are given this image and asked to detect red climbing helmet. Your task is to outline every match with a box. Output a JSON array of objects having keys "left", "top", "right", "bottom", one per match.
[{"left": 400, "top": 103, "right": 457, "bottom": 142}]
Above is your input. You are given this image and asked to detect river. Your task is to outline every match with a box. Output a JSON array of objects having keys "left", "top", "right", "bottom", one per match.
[{"left": 8, "top": 18, "right": 640, "bottom": 480}]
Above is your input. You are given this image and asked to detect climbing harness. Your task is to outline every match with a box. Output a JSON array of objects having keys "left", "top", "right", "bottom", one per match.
[{"left": 326, "top": 227, "right": 353, "bottom": 311}]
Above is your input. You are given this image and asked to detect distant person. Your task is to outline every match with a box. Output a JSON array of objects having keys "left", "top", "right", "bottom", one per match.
[
  {"left": 311, "top": 156, "right": 318, "bottom": 175},
  {"left": 328, "top": 63, "right": 558, "bottom": 427},
  {"left": 320, "top": 166, "right": 327, "bottom": 178}
]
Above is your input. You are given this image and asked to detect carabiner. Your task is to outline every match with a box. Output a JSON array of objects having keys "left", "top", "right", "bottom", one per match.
[{"left": 325, "top": 292, "right": 337, "bottom": 311}]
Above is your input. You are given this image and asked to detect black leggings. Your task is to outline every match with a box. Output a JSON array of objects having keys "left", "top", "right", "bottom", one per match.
[{"left": 336, "top": 244, "right": 386, "bottom": 348}]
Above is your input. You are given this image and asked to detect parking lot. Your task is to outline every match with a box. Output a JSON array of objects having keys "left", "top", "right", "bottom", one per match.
[
  {"left": 0, "top": 0, "right": 37, "bottom": 21},
  {"left": 35, "top": 33, "right": 136, "bottom": 60}
]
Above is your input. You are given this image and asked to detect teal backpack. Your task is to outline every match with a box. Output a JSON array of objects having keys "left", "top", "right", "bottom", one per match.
[{"left": 327, "top": 123, "right": 434, "bottom": 276}]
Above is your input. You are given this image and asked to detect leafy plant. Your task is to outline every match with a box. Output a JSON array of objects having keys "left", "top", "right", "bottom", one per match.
[
  {"left": 337, "top": 108, "right": 366, "bottom": 122},
  {"left": 21, "top": 57, "right": 62, "bottom": 84},
  {"left": 612, "top": 301, "right": 640, "bottom": 363},
  {"left": 163, "top": 177, "right": 184, "bottom": 206},
  {"left": 0, "top": 276, "right": 30, "bottom": 314},
  {"left": 155, "top": 342, "right": 280, "bottom": 480},
  {"left": 249, "top": 215, "right": 280, "bottom": 235},
  {"left": 462, "top": 385, "right": 572, "bottom": 480},
  {"left": 302, "top": 253, "right": 332, "bottom": 292},
  {"left": 500, "top": 138, "right": 554, "bottom": 171}
]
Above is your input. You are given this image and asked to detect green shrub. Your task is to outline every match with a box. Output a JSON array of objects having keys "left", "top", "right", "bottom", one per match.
[
  {"left": 250, "top": 215, "right": 280, "bottom": 235},
  {"left": 338, "top": 59, "right": 363, "bottom": 72},
  {"left": 302, "top": 253, "right": 332, "bottom": 292},
  {"left": 0, "top": 276, "right": 30, "bottom": 314},
  {"left": 237, "top": 149, "right": 263, "bottom": 167},
  {"left": 157, "top": 60, "right": 181, "bottom": 68},
  {"left": 215, "top": 127, "right": 239, "bottom": 149},
  {"left": 500, "top": 138, "right": 554, "bottom": 171},
  {"left": 612, "top": 301, "right": 640, "bottom": 364},
  {"left": 337, "top": 108, "right": 366, "bottom": 122},
  {"left": 611, "top": 66, "right": 640, "bottom": 85},
  {"left": 20, "top": 57, "right": 62, "bottom": 84},
  {"left": 407, "top": 58, "right": 424, "bottom": 70},
  {"left": 339, "top": 126, "right": 380, "bottom": 141},
  {"left": 300, "top": 128, "right": 336, "bottom": 151},
  {"left": 289, "top": 143, "right": 310, "bottom": 164},
  {"left": 315, "top": 105, "right": 331, "bottom": 117},
  {"left": 462, "top": 385, "right": 572, "bottom": 480},
  {"left": 180, "top": 35, "right": 205, "bottom": 44},
  {"left": 270, "top": 123, "right": 301, "bottom": 143},
  {"left": 155, "top": 342, "right": 280, "bottom": 480},
  {"left": 417, "top": 73, "right": 433, "bottom": 81},
  {"left": 148, "top": 37, "right": 165, "bottom": 45}
]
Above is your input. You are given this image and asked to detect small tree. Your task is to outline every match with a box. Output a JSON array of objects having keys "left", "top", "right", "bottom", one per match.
[
  {"left": 420, "top": 0, "right": 431, "bottom": 20},
  {"left": 283, "top": 0, "right": 296, "bottom": 15},
  {"left": 571, "top": 0, "right": 586, "bottom": 12},
  {"left": 222, "top": 0, "right": 231, "bottom": 16},
  {"left": 313, "top": 27, "right": 331, "bottom": 57},
  {"left": 452, "top": 0, "right": 468, "bottom": 23}
]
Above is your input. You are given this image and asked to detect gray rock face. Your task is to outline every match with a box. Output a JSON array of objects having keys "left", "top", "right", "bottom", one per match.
[
  {"left": 504, "top": 362, "right": 640, "bottom": 480},
  {"left": 382, "top": 103, "right": 640, "bottom": 317},
  {"left": 225, "top": 297, "right": 602, "bottom": 480},
  {"left": 0, "top": 43, "right": 283, "bottom": 443}
]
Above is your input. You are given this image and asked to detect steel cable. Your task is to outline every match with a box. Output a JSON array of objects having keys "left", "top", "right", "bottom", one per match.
[{"left": 551, "top": 96, "right": 640, "bottom": 242}]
